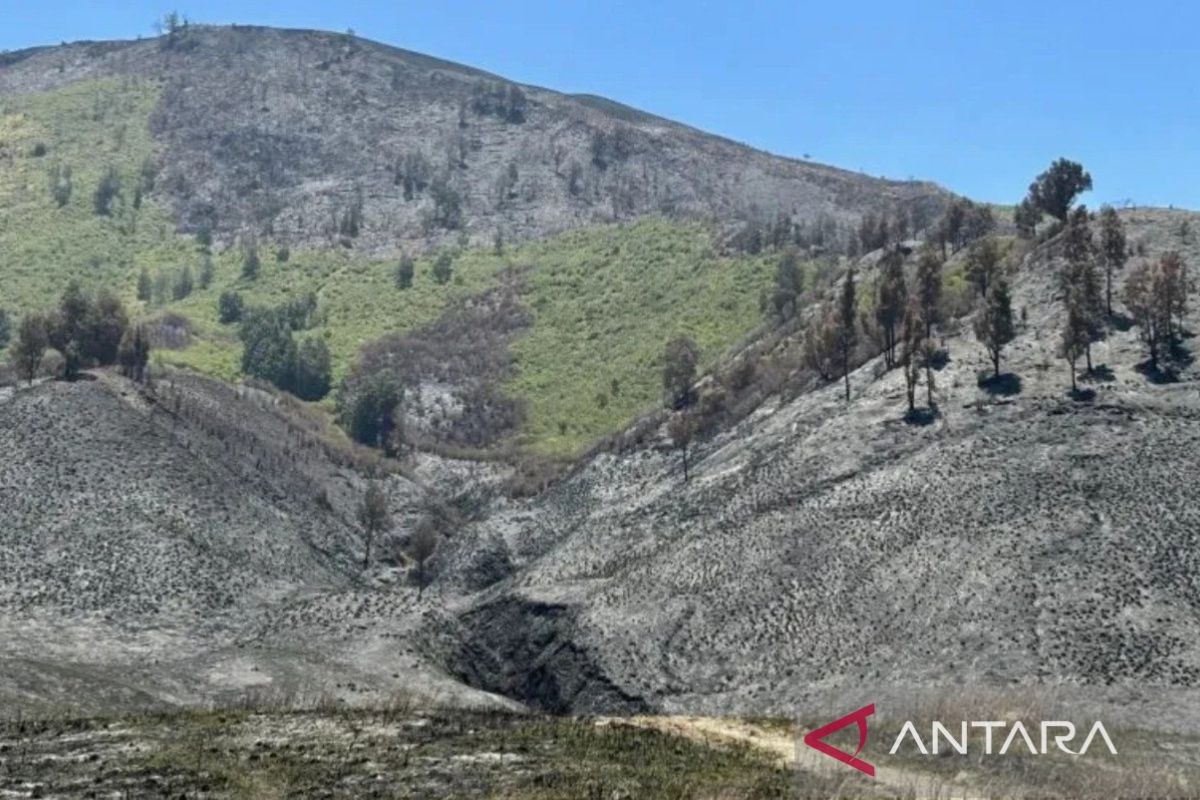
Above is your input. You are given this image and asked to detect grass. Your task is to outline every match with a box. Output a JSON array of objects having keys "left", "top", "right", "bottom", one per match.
[
  {"left": 1, "top": 79, "right": 783, "bottom": 456},
  {"left": 0, "top": 708, "right": 810, "bottom": 799}
]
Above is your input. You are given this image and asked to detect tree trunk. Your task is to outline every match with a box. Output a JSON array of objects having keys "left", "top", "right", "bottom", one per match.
[
  {"left": 1069, "top": 358, "right": 1078, "bottom": 393},
  {"left": 993, "top": 351, "right": 1001, "bottom": 378},
  {"left": 363, "top": 531, "right": 372, "bottom": 570},
  {"left": 681, "top": 442, "right": 689, "bottom": 482},
  {"left": 843, "top": 353, "right": 851, "bottom": 402},
  {"left": 1085, "top": 342, "right": 1093, "bottom": 374}
]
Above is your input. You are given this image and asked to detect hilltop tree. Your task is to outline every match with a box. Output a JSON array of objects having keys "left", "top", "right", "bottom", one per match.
[
  {"left": 974, "top": 278, "right": 1016, "bottom": 378},
  {"left": 1027, "top": 159, "right": 1092, "bottom": 223},
  {"left": 117, "top": 324, "right": 151, "bottom": 382},
  {"left": 874, "top": 246, "right": 906, "bottom": 368},
  {"left": 11, "top": 313, "right": 48, "bottom": 385},
  {"left": 965, "top": 237, "right": 1002, "bottom": 299},
  {"left": 357, "top": 482, "right": 391, "bottom": 570},
  {"left": 1098, "top": 206, "right": 1127, "bottom": 317},
  {"left": 668, "top": 410, "right": 695, "bottom": 482},
  {"left": 395, "top": 255, "right": 414, "bottom": 289},
  {"left": 770, "top": 249, "right": 804, "bottom": 320},
  {"left": 662, "top": 336, "right": 700, "bottom": 410},
  {"left": 837, "top": 267, "right": 858, "bottom": 401}
]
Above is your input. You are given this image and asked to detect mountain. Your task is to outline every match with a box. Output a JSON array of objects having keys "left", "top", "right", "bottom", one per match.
[{"left": 0, "top": 25, "right": 947, "bottom": 252}]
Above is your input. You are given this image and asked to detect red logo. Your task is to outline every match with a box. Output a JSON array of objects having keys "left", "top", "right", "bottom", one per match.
[{"left": 802, "top": 703, "right": 875, "bottom": 777}]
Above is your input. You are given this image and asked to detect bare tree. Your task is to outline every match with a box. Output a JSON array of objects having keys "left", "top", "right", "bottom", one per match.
[
  {"left": 837, "top": 267, "right": 858, "bottom": 402},
  {"left": 357, "top": 482, "right": 391, "bottom": 569},
  {"left": 662, "top": 336, "right": 700, "bottom": 410},
  {"left": 409, "top": 516, "right": 438, "bottom": 599},
  {"left": 874, "top": 246, "right": 905, "bottom": 368},
  {"left": 1098, "top": 205, "right": 1126, "bottom": 316},
  {"left": 668, "top": 410, "right": 695, "bottom": 482}
]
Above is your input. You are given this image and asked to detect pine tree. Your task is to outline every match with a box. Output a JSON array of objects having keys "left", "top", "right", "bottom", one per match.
[
  {"left": 915, "top": 245, "right": 943, "bottom": 338},
  {"left": 974, "top": 278, "right": 1015, "bottom": 378}
]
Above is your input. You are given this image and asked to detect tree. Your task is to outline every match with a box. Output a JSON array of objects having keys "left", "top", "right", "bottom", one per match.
[
  {"left": 915, "top": 245, "right": 943, "bottom": 337},
  {"left": 837, "top": 267, "right": 858, "bottom": 401},
  {"left": 357, "top": 482, "right": 391, "bottom": 570},
  {"left": 172, "top": 264, "right": 194, "bottom": 300},
  {"left": 117, "top": 324, "right": 151, "bottom": 382},
  {"left": 430, "top": 178, "right": 463, "bottom": 229},
  {"left": 974, "top": 278, "right": 1015, "bottom": 378},
  {"left": 432, "top": 250, "right": 453, "bottom": 285},
  {"left": 1014, "top": 196, "right": 1042, "bottom": 239},
  {"left": 84, "top": 289, "right": 128, "bottom": 365},
  {"left": 965, "top": 237, "right": 1001, "bottom": 299},
  {"left": 1096, "top": 206, "right": 1127, "bottom": 317},
  {"left": 242, "top": 241, "right": 261, "bottom": 280},
  {"left": 136, "top": 267, "right": 152, "bottom": 302},
  {"left": 11, "top": 313, "right": 47, "bottom": 385},
  {"left": 1060, "top": 303, "right": 1091, "bottom": 393},
  {"left": 395, "top": 255, "right": 414, "bottom": 289},
  {"left": 802, "top": 313, "right": 839, "bottom": 382},
  {"left": 198, "top": 253, "right": 215, "bottom": 290},
  {"left": 771, "top": 249, "right": 804, "bottom": 319},
  {"left": 874, "top": 246, "right": 905, "bottom": 368},
  {"left": 1158, "top": 251, "right": 1188, "bottom": 342},
  {"left": 240, "top": 306, "right": 297, "bottom": 391},
  {"left": 1028, "top": 158, "right": 1092, "bottom": 222},
  {"left": 668, "top": 410, "right": 695, "bottom": 482},
  {"left": 46, "top": 281, "right": 92, "bottom": 380},
  {"left": 1059, "top": 207, "right": 1102, "bottom": 373},
  {"left": 340, "top": 372, "right": 404, "bottom": 454},
  {"left": 1123, "top": 255, "right": 1187, "bottom": 371},
  {"left": 93, "top": 166, "right": 121, "bottom": 215},
  {"left": 1124, "top": 260, "right": 1167, "bottom": 370},
  {"left": 662, "top": 336, "right": 700, "bottom": 410},
  {"left": 0, "top": 309, "right": 9, "bottom": 350},
  {"left": 294, "top": 337, "right": 332, "bottom": 401},
  {"left": 217, "top": 292, "right": 243, "bottom": 325},
  {"left": 900, "top": 298, "right": 926, "bottom": 416},
  {"left": 409, "top": 515, "right": 439, "bottom": 599}
]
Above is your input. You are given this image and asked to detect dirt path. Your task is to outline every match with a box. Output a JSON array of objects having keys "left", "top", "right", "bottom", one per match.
[{"left": 610, "top": 715, "right": 991, "bottom": 799}]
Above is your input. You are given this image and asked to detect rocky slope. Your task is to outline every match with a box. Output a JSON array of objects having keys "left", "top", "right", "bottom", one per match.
[{"left": 0, "top": 25, "right": 947, "bottom": 252}]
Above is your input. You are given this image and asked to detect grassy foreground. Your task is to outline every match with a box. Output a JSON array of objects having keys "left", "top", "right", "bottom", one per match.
[
  {"left": 0, "top": 709, "right": 811, "bottom": 799},
  {"left": 1, "top": 78, "right": 782, "bottom": 455}
]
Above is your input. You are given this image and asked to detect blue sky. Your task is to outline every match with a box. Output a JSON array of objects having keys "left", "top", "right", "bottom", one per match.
[{"left": 4, "top": 1, "right": 1198, "bottom": 208}]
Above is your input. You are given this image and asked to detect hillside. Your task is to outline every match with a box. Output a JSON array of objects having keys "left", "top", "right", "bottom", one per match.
[
  {"left": 0, "top": 25, "right": 953, "bottom": 454},
  {"left": 5, "top": 207, "right": 1200, "bottom": 734}
]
